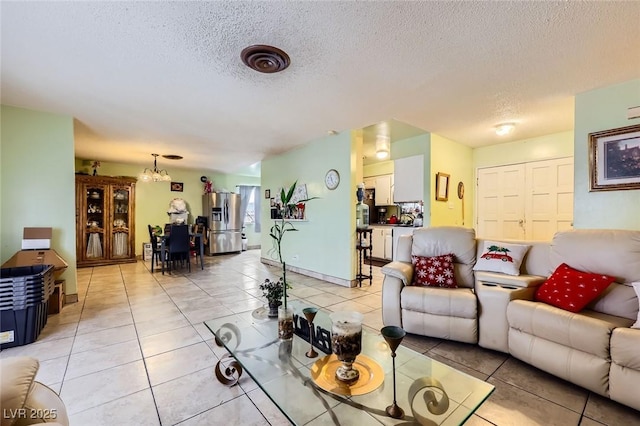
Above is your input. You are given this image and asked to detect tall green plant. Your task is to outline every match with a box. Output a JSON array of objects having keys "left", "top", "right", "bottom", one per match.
[{"left": 268, "top": 181, "right": 317, "bottom": 309}]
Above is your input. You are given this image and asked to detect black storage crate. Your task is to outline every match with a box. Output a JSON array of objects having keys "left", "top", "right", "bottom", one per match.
[{"left": 0, "top": 265, "right": 54, "bottom": 349}]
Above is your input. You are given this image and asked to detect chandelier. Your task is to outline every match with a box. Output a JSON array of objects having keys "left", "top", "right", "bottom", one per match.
[{"left": 139, "top": 154, "right": 171, "bottom": 182}]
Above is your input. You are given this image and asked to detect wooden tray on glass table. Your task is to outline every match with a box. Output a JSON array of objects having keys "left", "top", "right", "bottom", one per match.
[{"left": 310, "top": 354, "right": 384, "bottom": 396}]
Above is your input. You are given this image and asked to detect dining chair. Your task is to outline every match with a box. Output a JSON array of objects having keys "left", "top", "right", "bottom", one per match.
[
  {"left": 147, "top": 225, "right": 163, "bottom": 273},
  {"left": 192, "top": 223, "right": 206, "bottom": 270},
  {"left": 163, "top": 224, "right": 191, "bottom": 274}
]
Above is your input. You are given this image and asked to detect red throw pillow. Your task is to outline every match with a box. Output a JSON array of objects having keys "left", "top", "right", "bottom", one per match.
[
  {"left": 411, "top": 254, "right": 458, "bottom": 288},
  {"left": 534, "top": 263, "right": 616, "bottom": 313}
]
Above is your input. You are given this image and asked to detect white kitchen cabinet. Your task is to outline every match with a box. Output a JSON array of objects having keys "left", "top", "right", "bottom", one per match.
[
  {"left": 392, "top": 226, "right": 415, "bottom": 260},
  {"left": 375, "top": 174, "right": 393, "bottom": 205},
  {"left": 393, "top": 155, "right": 424, "bottom": 202},
  {"left": 363, "top": 177, "right": 376, "bottom": 189},
  {"left": 370, "top": 226, "right": 393, "bottom": 260},
  {"left": 384, "top": 229, "right": 393, "bottom": 260},
  {"left": 370, "top": 227, "right": 385, "bottom": 259}
]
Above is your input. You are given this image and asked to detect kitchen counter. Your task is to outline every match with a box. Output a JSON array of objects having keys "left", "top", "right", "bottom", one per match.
[{"left": 365, "top": 224, "right": 423, "bottom": 261}]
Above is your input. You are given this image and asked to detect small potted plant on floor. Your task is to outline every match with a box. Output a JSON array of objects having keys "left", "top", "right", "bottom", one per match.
[{"left": 260, "top": 277, "right": 287, "bottom": 317}]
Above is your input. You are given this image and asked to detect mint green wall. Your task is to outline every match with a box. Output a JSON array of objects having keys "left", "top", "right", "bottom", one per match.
[
  {"left": 363, "top": 161, "right": 394, "bottom": 177},
  {"left": 76, "top": 160, "right": 261, "bottom": 253},
  {"left": 430, "top": 134, "right": 474, "bottom": 227},
  {"left": 574, "top": 79, "right": 640, "bottom": 229},
  {"left": 261, "top": 131, "right": 354, "bottom": 282},
  {"left": 392, "top": 134, "right": 431, "bottom": 225},
  {"left": 473, "top": 131, "right": 574, "bottom": 168},
  {"left": 1, "top": 105, "right": 78, "bottom": 295}
]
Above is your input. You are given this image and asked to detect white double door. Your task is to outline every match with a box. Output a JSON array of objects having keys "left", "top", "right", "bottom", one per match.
[{"left": 476, "top": 157, "right": 574, "bottom": 241}]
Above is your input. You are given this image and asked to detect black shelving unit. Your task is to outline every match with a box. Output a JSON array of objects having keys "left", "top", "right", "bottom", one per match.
[{"left": 356, "top": 228, "right": 373, "bottom": 287}]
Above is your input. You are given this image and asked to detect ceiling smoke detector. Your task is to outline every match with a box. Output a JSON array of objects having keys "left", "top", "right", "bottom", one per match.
[{"left": 241, "top": 45, "right": 290, "bottom": 73}]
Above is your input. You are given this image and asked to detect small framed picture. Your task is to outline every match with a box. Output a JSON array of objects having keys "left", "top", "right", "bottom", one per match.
[
  {"left": 171, "top": 182, "right": 184, "bottom": 192},
  {"left": 265, "top": 189, "right": 271, "bottom": 199},
  {"left": 435, "top": 172, "right": 450, "bottom": 201},
  {"left": 589, "top": 124, "right": 640, "bottom": 191}
]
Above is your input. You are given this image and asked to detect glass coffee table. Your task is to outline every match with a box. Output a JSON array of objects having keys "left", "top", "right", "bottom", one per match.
[{"left": 204, "top": 300, "right": 494, "bottom": 425}]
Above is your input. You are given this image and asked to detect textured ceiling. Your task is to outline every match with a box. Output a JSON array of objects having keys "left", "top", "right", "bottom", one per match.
[{"left": 2, "top": 2, "right": 639, "bottom": 175}]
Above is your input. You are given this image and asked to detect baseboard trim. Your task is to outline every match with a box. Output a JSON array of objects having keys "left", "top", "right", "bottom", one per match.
[
  {"left": 65, "top": 293, "right": 79, "bottom": 304},
  {"left": 260, "top": 257, "right": 354, "bottom": 288}
]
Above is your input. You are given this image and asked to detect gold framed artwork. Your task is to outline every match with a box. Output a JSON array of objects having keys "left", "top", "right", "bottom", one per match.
[
  {"left": 589, "top": 124, "right": 640, "bottom": 192},
  {"left": 435, "top": 172, "right": 450, "bottom": 201}
]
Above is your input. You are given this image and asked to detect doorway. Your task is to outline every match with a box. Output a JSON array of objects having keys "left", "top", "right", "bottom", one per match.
[{"left": 476, "top": 157, "right": 574, "bottom": 241}]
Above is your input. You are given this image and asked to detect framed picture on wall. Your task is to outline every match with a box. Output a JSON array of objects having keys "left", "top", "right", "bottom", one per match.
[
  {"left": 170, "top": 182, "right": 184, "bottom": 192},
  {"left": 589, "top": 124, "right": 640, "bottom": 191},
  {"left": 435, "top": 172, "right": 450, "bottom": 201}
]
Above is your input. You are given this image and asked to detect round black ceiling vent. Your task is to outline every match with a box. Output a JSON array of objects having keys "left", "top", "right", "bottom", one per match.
[
  {"left": 241, "top": 45, "right": 290, "bottom": 73},
  {"left": 162, "top": 155, "right": 183, "bottom": 160}
]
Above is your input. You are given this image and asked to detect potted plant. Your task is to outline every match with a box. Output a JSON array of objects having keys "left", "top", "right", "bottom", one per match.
[
  {"left": 267, "top": 181, "right": 317, "bottom": 339},
  {"left": 260, "top": 277, "right": 287, "bottom": 317}
]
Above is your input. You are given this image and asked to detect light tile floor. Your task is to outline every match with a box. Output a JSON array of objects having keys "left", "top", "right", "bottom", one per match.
[{"left": 2, "top": 250, "right": 639, "bottom": 425}]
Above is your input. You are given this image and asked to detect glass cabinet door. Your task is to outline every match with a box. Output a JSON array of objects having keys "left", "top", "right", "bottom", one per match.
[
  {"left": 111, "top": 187, "right": 130, "bottom": 258},
  {"left": 85, "top": 185, "right": 107, "bottom": 260},
  {"left": 76, "top": 175, "right": 136, "bottom": 267}
]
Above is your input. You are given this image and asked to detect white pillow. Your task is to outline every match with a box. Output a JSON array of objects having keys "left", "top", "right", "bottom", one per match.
[
  {"left": 632, "top": 282, "right": 640, "bottom": 329},
  {"left": 473, "top": 240, "right": 531, "bottom": 276}
]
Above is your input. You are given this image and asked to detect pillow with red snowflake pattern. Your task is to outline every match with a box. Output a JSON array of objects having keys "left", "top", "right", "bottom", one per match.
[
  {"left": 535, "top": 263, "right": 616, "bottom": 313},
  {"left": 411, "top": 253, "right": 458, "bottom": 288}
]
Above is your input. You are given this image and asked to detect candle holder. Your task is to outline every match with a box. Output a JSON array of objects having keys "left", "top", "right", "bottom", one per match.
[
  {"left": 381, "top": 325, "right": 406, "bottom": 419},
  {"left": 330, "top": 311, "right": 364, "bottom": 384},
  {"left": 303, "top": 307, "right": 319, "bottom": 358}
]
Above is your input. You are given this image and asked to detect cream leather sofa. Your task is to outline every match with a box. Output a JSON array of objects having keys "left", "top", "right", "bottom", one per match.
[
  {"left": 507, "top": 229, "right": 640, "bottom": 410},
  {"left": 381, "top": 227, "right": 640, "bottom": 411},
  {"left": 0, "top": 357, "right": 69, "bottom": 426}
]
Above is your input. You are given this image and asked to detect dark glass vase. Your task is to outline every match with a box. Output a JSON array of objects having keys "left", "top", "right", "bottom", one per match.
[{"left": 268, "top": 300, "right": 281, "bottom": 318}]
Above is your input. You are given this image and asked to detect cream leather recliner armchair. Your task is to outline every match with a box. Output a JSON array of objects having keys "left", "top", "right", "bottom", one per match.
[
  {"left": 1, "top": 357, "right": 69, "bottom": 426},
  {"left": 381, "top": 226, "right": 478, "bottom": 343}
]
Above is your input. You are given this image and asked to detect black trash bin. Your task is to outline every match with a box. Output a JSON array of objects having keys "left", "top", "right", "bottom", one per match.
[{"left": 0, "top": 264, "right": 54, "bottom": 349}]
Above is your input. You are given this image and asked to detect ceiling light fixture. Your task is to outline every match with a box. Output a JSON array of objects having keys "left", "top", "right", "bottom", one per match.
[
  {"left": 376, "top": 136, "right": 390, "bottom": 159},
  {"left": 139, "top": 153, "right": 171, "bottom": 182},
  {"left": 241, "top": 45, "right": 290, "bottom": 73},
  {"left": 495, "top": 123, "right": 515, "bottom": 136}
]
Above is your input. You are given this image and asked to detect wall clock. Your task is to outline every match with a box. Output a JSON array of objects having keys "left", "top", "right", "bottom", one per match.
[
  {"left": 458, "top": 181, "right": 465, "bottom": 226},
  {"left": 457, "top": 182, "right": 465, "bottom": 199},
  {"left": 325, "top": 169, "right": 340, "bottom": 190}
]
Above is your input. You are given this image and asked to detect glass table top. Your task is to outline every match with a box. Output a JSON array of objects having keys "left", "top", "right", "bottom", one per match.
[{"left": 204, "top": 300, "right": 494, "bottom": 425}]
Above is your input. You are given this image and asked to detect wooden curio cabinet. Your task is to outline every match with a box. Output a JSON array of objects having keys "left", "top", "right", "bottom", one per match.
[{"left": 75, "top": 175, "right": 137, "bottom": 267}]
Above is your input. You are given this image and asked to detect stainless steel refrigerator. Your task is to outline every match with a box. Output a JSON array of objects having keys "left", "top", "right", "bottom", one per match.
[{"left": 203, "top": 192, "right": 242, "bottom": 254}]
